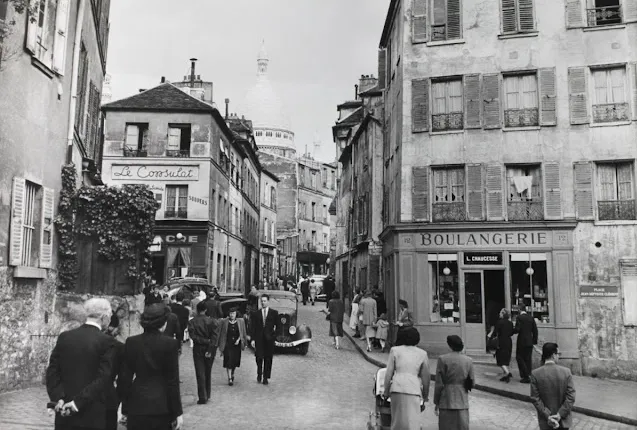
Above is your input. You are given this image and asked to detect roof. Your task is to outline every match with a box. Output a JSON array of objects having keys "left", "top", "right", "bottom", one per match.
[
  {"left": 380, "top": 0, "right": 400, "bottom": 48},
  {"left": 359, "top": 85, "right": 382, "bottom": 97},
  {"left": 335, "top": 107, "right": 364, "bottom": 127},
  {"left": 102, "top": 83, "right": 214, "bottom": 112},
  {"left": 328, "top": 197, "right": 337, "bottom": 215},
  {"left": 262, "top": 168, "right": 281, "bottom": 182},
  {"left": 337, "top": 100, "right": 363, "bottom": 110}
]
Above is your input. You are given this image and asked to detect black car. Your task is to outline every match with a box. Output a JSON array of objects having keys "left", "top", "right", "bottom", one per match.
[{"left": 164, "top": 277, "right": 213, "bottom": 302}]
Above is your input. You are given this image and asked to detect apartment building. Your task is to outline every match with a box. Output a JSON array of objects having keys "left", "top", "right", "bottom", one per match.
[{"left": 260, "top": 169, "right": 280, "bottom": 285}]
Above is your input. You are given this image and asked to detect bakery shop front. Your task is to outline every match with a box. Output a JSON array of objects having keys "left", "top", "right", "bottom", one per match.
[{"left": 381, "top": 222, "right": 579, "bottom": 364}]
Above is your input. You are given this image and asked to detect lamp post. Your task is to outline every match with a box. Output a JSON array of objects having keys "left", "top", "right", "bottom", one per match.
[{"left": 526, "top": 252, "right": 534, "bottom": 316}]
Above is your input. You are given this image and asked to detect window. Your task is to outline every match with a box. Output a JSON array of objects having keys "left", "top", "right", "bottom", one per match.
[
  {"left": 506, "top": 165, "right": 543, "bottom": 220},
  {"left": 433, "top": 167, "right": 466, "bottom": 221},
  {"left": 124, "top": 123, "right": 149, "bottom": 156},
  {"left": 276, "top": 132, "right": 281, "bottom": 138},
  {"left": 311, "top": 231, "right": 317, "bottom": 248},
  {"left": 256, "top": 131, "right": 262, "bottom": 137},
  {"left": 266, "top": 131, "right": 273, "bottom": 137},
  {"left": 25, "top": 0, "right": 71, "bottom": 72},
  {"left": 501, "top": 0, "right": 536, "bottom": 34},
  {"left": 299, "top": 166, "right": 305, "bottom": 186},
  {"left": 75, "top": 43, "right": 88, "bottom": 134},
  {"left": 592, "top": 67, "right": 629, "bottom": 123},
  {"left": 431, "top": 79, "right": 463, "bottom": 131},
  {"left": 597, "top": 162, "right": 635, "bottom": 220},
  {"left": 311, "top": 202, "right": 316, "bottom": 221},
  {"left": 167, "top": 125, "right": 192, "bottom": 157},
  {"left": 510, "top": 253, "right": 550, "bottom": 324},
  {"left": 429, "top": 254, "right": 460, "bottom": 323},
  {"left": 323, "top": 234, "right": 328, "bottom": 252},
  {"left": 322, "top": 168, "right": 327, "bottom": 187},
  {"left": 166, "top": 185, "right": 187, "bottom": 218},
  {"left": 311, "top": 170, "right": 317, "bottom": 188},
  {"left": 503, "top": 74, "right": 539, "bottom": 127},
  {"left": 587, "top": 0, "right": 622, "bottom": 26},
  {"left": 431, "top": 0, "right": 462, "bottom": 41},
  {"left": 323, "top": 204, "right": 327, "bottom": 223},
  {"left": 270, "top": 186, "right": 276, "bottom": 209}
]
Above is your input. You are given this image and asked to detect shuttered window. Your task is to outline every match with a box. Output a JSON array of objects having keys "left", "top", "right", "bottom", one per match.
[
  {"left": 378, "top": 49, "right": 387, "bottom": 89},
  {"left": 166, "top": 185, "right": 188, "bottom": 218},
  {"left": 503, "top": 74, "right": 539, "bottom": 127},
  {"left": 621, "top": 261, "right": 637, "bottom": 326},
  {"left": 464, "top": 74, "right": 481, "bottom": 128},
  {"left": 433, "top": 167, "right": 466, "bottom": 222},
  {"left": 587, "top": 0, "right": 622, "bottom": 27},
  {"left": 591, "top": 67, "right": 629, "bottom": 123},
  {"left": 506, "top": 165, "right": 543, "bottom": 221},
  {"left": 75, "top": 44, "right": 89, "bottom": 135},
  {"left": 482, "top": 74, "right": 502, "bottom": 129},
  {"left": 412, "top": 79, "right": 430, "bottom": 132},
  {"left": 412, "top": 167, "right": 430, "bottom": 222},
  {"left": 501, "top": 0, "right": 535, "bottom": 34},
  {"left": 486, "top": 164, "right": 504, "bottom": 221},
  {"left": 574, "top": 162, "right": 595, "bottom": 220},
  {"left": 412, "top": 0, "right": 428, "bottom": 43},
  {"left": 568, "top": 67, "right": 589, "bottom": 125},
  {"left": 596, "top": 162, "right": 635, "bottom": 220},
  {"left": 432, "top": 79, "right": 463, "bottom": 131},
  {"left": 431, "top": 0, "right": 462, "bottom": 41}
]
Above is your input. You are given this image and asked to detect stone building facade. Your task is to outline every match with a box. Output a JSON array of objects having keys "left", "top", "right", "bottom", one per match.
[
  {"left": 260, "top": 169, "right": 279, "bottom": 285},
  {"left": 378, "top": 0, "right": 637, "bottom": 379}
]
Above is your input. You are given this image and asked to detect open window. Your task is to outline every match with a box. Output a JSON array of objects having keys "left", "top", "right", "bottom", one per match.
[
  {"left": 167, "top": 124, "right": 192, "bottom": 157},
  {"left": 124, "top": 123, "right": 149, "bottom": 156},
  {"left": 587, "top": 0, "right": 622, "bottom": 27}
]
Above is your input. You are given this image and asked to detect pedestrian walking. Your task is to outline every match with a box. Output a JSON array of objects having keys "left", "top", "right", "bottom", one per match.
[
  {"left": 300, "top": 276, "right": 310, "bottom": 305},
  {"left": 350, "top": 288, "right": 362, "bottom": 336},
  {"left": 374, "top": 289, "right": 387, "bottom": 316},
  {"left": 170, "top": 292, "right": 190, "bottom": 348},
  {"left": 374, "top": 313, "right": 390, "bottom": 352},
  {"left": 248, "top": 285, "right": 260, "bottom": 313},
  {"left": 488, "top": 308, "right": 514, "bottom": 382},
  {"left": 105, "top": 314, "right": 124, "bottom": 430},
  {"left": 46, "top": 298, "right": 116, "bottom": 430},
  {"left": 162, "top": 295, "right": 182, "bottom": 351},
  {"left": 143, "top": 281, "right": 163, "bottom": 306},
  {"left": 530, "top": 343, "right": 576, "bottom": 430},
  {"left": 119, "top": 303, "right": 183, "bottom": 430},
  {"left": 382, "top": 327, "right": 430, "bottom": 430},
  {"left": 218, "top": 307, "right": 248, "bottom": 386},
  {"left": 250, "top": 294, "right": 279, "bottom": 385},
  {"left": 323, "top": 274, "right": 336, "bottom": 309},
  {"left": 322, "top": 291, "right": 345, "bottom": 349},
  {"left": 434, "top": 335, "right": 475, "bottom": 430},
  {"left": 187, "top": 301, "right": 220, "bottom": 404},
  {"left": 514, "top": 309, "right": 538, "bottom": 383},
  {"left": 309, "top": 278, "right": 317, "bottom": 305},
  {"left": 204, "top": 289, "right": 224, "bottom": 319},
  {"left": 358, "top": 291, "right": 378, "bottom": 352}
]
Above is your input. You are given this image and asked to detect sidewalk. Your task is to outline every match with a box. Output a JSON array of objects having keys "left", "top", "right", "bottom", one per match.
[{"left": 343, "top": 314, "right": 637, "bottom": 427}]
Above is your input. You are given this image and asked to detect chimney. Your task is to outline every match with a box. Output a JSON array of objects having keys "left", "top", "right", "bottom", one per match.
[
  {"left": 359, "top": 74, "right": 378, "bottom": 95},
  {"left": 189, "top": 58, "right": 197, "bottom": 88},
  {"left": 225, "top": 98, "right": 230, "bottom": 119},
  {"left": 139, "top": 89, "right": 146, "bottom": 93},
  {"left": 160, "top": 76, "right": 166, "bottom": 83},
  {"left": 354, "top": 84, "right": 359, "bottom": 100}
]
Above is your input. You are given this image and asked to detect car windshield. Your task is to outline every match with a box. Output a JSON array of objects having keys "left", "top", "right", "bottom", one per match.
[{"left": 266, "top": 296, "right": 296, "bottom": 310}]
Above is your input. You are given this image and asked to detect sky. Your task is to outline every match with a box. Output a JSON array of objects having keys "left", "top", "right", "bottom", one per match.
[{"left": 106, "top": 0, "right": 390, "bottom": 163}]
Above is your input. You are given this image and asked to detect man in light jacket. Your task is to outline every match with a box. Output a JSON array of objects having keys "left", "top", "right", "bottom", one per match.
[{"left": 357, "top": 291, "right": 377, "bottom": 352}]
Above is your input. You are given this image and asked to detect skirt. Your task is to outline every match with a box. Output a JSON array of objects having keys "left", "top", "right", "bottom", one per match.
[
  {"left": 365, "top": 325, "right": 377, "bottom": 339},
  {"left": 390, "top": 393, "right": 422, "bottom": 430},
  {"left": 223, "top": 343, "right": 242, "bottom": 369},
  {"left": 495, "top": 347, "right": 512, "bottom": 366},
  {"left": 438, "top": 409, "right": 469, "bottom": 430},
  {"left": 329, "top": 321, "right": 343, "bottom": 337},
  {"left": 349, "top": 304, "right": 359, "bottom": 330}
]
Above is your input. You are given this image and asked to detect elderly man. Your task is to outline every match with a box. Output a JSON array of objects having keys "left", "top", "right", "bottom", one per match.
[{"left": 46, "top": 298, "right": 116, "bottom": 430}]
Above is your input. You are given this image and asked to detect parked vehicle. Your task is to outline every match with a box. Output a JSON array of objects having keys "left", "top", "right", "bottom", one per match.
[
  {"left": 164, "top": 277, "right": 213, "bottom": 302},
  {"left": 311, "top": 275, "right": 328, "bottom": 301}
]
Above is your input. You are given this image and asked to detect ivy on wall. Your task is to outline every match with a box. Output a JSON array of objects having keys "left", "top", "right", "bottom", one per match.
[{"left": 55, "top": 164, "right": 78, "bottom": 290}]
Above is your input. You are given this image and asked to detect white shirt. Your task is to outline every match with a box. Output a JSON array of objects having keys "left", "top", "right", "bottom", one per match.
[
  {"left": 85, "top": 320, "right": 102, "bottom": 330},
  {"left": 262, "top": 307, "right": 268, "bottom": 322}
]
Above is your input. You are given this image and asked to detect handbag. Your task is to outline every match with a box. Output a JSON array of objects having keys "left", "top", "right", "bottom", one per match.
[
  {"left": 325, "top": 312, "right": 331, "bottom": 321},
  {"left": 486, "top": 335, "right": 498, "bottom": 352}
]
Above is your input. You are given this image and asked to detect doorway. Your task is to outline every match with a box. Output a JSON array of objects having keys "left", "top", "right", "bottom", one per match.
[
  {"left": 151, "top": 255, "right": 165, "bottom": 285},
  {"left": 462, "top": 269, "right": 505, "bottom": 354},
  {"left": 484, "top": 270, "right": 506, "bottom": 349}
]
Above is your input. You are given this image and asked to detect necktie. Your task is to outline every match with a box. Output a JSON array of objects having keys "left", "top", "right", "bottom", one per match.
[{"left": 263, "top": 309, "right": 266, "bottom": 322}]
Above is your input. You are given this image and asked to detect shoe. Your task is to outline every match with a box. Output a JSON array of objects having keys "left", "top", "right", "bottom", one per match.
[
  {"left": 263, "top": 378, "right": 269, "bottom": 385},
  {"left": 257, "top": 375, "right": 262, "bottom": 383},
  {"left": 336, "top": 345, "right": 340, "bottom": 350},
  {"left": 520, "top": 378, "right": 530, "bottom": 383},
  {"left": 366, "top": 346, "right": 371, "bottom": 352},
  {"left": 197, "top": 399, "right": 207, "bottom": 405}
]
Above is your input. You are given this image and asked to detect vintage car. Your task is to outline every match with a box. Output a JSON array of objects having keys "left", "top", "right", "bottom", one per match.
[
  {"left": 310, "top": 275, "right": 328, "bottom": 302},
  {"left": 164, "top": 277, "right": 213, "bottom": 302},
  {"left": 250, "top": 290, "right": 312, "bottom": 355},
  {"left": 219, "top": 295, "right": 248, "bottom": 318}
]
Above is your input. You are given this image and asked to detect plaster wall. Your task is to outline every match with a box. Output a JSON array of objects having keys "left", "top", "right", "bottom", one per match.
[{"left": 258, "top": 151, "right": 298, "bottom": 237}]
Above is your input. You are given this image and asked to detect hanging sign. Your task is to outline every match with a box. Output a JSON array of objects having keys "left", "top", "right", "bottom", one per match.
[
  {"left": 580, "top": 285, "right": 619, "bottom": 298},
  {"left": 464, "top": 252, "right": 503, "bottom": 265}
]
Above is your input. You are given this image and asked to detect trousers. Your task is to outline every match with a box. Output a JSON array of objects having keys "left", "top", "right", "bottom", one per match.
[
  {"left": 127, "top": 414, "right": 173, "bottom": 430},
  {"left": 256, "top": 354, "right": 273, "bottom": 379},
  {"left": 516, "top": 346, "right": 534, "bottom": 379},
  {"left": 193, "top": 345, "right": 216, "bottom": 401}
]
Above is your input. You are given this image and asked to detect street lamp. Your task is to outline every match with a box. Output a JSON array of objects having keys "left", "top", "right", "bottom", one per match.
[{"left": 176, "top": 233, "right": 184, "bottom": 240}]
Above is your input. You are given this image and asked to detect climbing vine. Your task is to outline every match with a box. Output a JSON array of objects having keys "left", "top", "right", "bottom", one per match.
[{"left": 54, "top": 164, "right": 78, "bottom": 290}]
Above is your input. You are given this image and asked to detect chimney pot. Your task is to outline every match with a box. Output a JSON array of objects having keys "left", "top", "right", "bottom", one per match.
[
  {"left": 160, "top": 76, "right": 166, "bottom": 83},
  {"left": 224, "top": 98, "right": 230, "bottom": 120},
  {"left": 355, "top": 84, "right": 359, "bottom": 100},
  {"left": 139, "top": 89, "right": 146, "bottom": 93},
  {"left": 197, "top": 75, "right": 201, "bottom": 80}
]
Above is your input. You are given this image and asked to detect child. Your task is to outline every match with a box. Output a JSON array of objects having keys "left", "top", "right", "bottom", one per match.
[{"left": 375, "top": 313, "right": 390, "bottom": 352}]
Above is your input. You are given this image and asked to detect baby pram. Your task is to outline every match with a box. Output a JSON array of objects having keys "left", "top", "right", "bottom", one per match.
[{"left": 367, "top": 367, "right": 391, "bottom": 430}]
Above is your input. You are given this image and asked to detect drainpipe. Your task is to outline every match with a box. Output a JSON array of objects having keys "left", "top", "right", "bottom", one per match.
[{"left": 66, "top": 0, "right": 87, "bottom": 164}]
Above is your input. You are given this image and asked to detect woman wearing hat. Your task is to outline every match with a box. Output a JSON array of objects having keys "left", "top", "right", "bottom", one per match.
[
  {"left": 119, "top": 303, "right": 183, "bottom": 430},
  {"left": 434, "top": 335, "right": 475, "bottom": 430},
  {"left": 218, "top": 307, "right": 248, "bottom": 386}
]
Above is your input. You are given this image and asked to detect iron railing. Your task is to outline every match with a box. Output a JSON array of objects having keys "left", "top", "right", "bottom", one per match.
[
  {"left": 504, "top": 108, "right": 539, "bottom": 128},
  {"left": 598, "top": 200, "right": 636, "bottom": 221},
  {"left": 433, "top": 202, "right": 467, "bottom": 222},
  {"left": 507, "top": 201, "right": 544, "bottom": 221},
  {"left": 165, "top": 209, "right": 187, "bottom": 218},
  {"left": 165, "top": 149, "right": 190, "bottom": 158},
  {"left": 592, "top": 103, "right": 630, "bottom": 123},
  {"left": 587, "top": 5, "right": 622, "bottom": 27},
  {"left": 432, "top": 112, "right": 464, "bottom": 132}
]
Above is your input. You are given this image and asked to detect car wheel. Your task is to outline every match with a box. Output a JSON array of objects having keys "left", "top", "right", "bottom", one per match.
[{"left": 298, "top": 343, "right": 309, "bottom": 355}]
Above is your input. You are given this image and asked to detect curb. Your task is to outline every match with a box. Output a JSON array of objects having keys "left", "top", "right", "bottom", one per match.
[{"left": 343, "top": 330, "right": 637, "bottom": 427}]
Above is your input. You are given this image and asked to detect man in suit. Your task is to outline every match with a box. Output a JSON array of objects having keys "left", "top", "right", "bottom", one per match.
[
  {"left": 104, "top": 314, "right": 124, "bottom": 430},
  {"left": 514, "top": 310, "right": 538, "bottom": 383},
  {"left": 162, "top": 295, "right": 181, "bottom": 351},
  {"left": 530, "top": 343, "right": 576, "bottom": 429},
  {"left": 204, "top": 289, "right": 223, "bottom": 319},
  {"left": 250, "top": 294, "right": 279, "bottom": 385},
  {"left": 300, "top": 276, "right": 310, "bottom": 305},
  {"left": 188, "top": 301, "right": 220, "bottom": 404},
  {"left": 323, "top": 275, "right": 335, "bottom": 309},
  {"left": 46, "top": 298, "right": 116, "bottom": 430},
  {"left": 169, "top": 292, "right": 190, "bottom": 347},
  {"left": 142, "top": 281, "right": 163, "bottom": 306}
]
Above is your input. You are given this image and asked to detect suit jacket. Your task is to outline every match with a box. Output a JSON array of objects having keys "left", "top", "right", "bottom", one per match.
[
  {"left": 530, "top": 362, "right": 576, "bottom": 429},
  {"left": 45, "top": 324, "right": 115, "bottom": 429},
  {"left": 328, "top": 299, "right": 345, "bottom": 323},
  {"left": 204, "top": 299, "right": 223, "bottom": 319},
  {"left": 163, "top": 312, "right": 181, "bottom": 340},
  {"left": 119, "top": 330, "right": 183, "bottom": 419},
  {"left": 358, "top": 297, "right": 377, "bottom": 326},
  {"left": 514, "top": 312, "right": 538, "bottom": 348},
  {"left": 434, "top": 352, "right": 475, "bottom": 410},
  {"left": 250, "top": 307, "right": 279, "bottom": 357},
  {"left": 323, "top": 278, "right": 335, "bottom": 296},
  {"left": 105, "top": 337, "right": 124, "bottom": 411},
  {"left": 169, "top": 303, "right": 190, "bottom": 337},
  {"left": 187, "top": 314, "right": 219, "bottom": 352},
  {"left": 383, "top": 346, "right": 430, "bottom": 400},
  {"left": 217, "top": 318, "right": 247, "bottom": 352}
]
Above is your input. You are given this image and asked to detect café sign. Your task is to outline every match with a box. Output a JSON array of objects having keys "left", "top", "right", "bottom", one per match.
[{"left": 111, "top": 164, "right": 199, "bottom": 181}]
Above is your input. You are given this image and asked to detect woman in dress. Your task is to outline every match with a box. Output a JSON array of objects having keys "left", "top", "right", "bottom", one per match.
[
  {"left": 383, "top": 327, "right": 430, "bottom": 430},
  {"left": 218, "top": 307, "right": 247, "bottom": 386},
  {"left": 350, "top": 289, "right": 362, "bottom": 333},
  {"left": 322, "top": 291, "right": 345, "bottom": 349},
  {"left": 489, "top": 308, "right": 514, "bottom": 382}
]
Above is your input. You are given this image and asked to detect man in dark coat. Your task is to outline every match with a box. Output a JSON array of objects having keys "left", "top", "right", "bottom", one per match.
[
  {"left": 188, "top": 301, "right": 220, "bottom": 404},
  {"left": 514, "top": 310, "right": 538, "bottom": 383},
  {"left": 143, "top": 281, "right": 163, "bottom": 307},
  {"left": 323, "top": 275, "right": 336, "bottom": 309},
  {"left": 162, "top": 296, "right": 181, "bottom": 353},
  {"left": 300, "top": 276, "right": 310, "bottom": 305},
  {"left": 105, "top": 314, "right": 124, "bottom": 430},
  {"left": 169, "top": 292, "right": 190, "bottom": 346},
  {"left": 249, "top": 294, "right": 279, "bottom": 385},
  {"left": 204, "top": 290, "right": 223, "bottom": 319},
  {"left": 46, "top": 298, "right": 116, "bottom": 430}
]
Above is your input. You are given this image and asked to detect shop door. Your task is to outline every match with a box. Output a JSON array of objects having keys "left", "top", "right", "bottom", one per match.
[{"left": 463, "top": 271, "right": 485, "bottom": 354}]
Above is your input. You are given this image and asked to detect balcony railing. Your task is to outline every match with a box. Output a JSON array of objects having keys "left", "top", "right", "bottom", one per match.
[
  {"left": 165, "top": 209, "right": 187, "bottom": 218},
  {"left": 507, "top": 201, "right": 544, "bottom": 221},
  {"left": 587, "top": 5, "right": 622, "bottom": 27},
  {"left": 592, "top": 103, "right": 629, "bottom": 123},
  {"left": 432, "top": 112, "right": 464, "bottom": 132},
  {"left": 123, "top": 147, "right": 147, "bottom": 157},
  {"left": 165, "top": 149, "right": 190, "bottom": 158},
  {"left": 504, "top": 108, "right": 539, "bottom": 128},
  {"left": 432, "top": 202, "right": 466, "bottom": 222},
  {"left": 598, "top": 200, "right": 636, "bottom": 221}
]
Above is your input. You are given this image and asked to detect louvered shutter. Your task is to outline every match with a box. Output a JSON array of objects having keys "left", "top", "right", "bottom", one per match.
[
  {"left": 52, "top": 0, "right": 70, "bottom": 74},
  {"left": 486, "top": 164, "right": 504, "bottom": 221},
  {"left": 39, "top": 187, "right": 54, "bottom": 268},
  {"left": 501, "top": 0, "right": 518, "bottom": 33},
  {"left": 85, "top": 82, "right": 95, "bottom": 154},
  {"left": 25, "top": 0, "right": 39, "bottom": 53},
  {"left": 539, "top": 67, "right": 557, "bottom": 126},
  {"left": 620, "top": 261, "right": 637, "bottom": 326},
  {"left": 9, "top": 178, "right": 26, "bottom": 266},
  {"left": 464, "top": 74, "right": 482, "bottom": 128},
  {"left": 378, "top": 49, "right": 387, "bottom": 90},
  {"left": 168, "top": 128, "right": 181, "bottom": 150},
  {"left": 100, "top": 0, "right": 111, "bottom": 63},
  {"left": 568, "top": 67, "right": 589, "bottom": 124},
  {"left": 624, "top": 1, "right": 637, "bottom": 23},
  {"left": 412, "top": 0, "right": 428, "bottom": 43},
  {"left": 566, "top": 0, "right": 584, "bottom": 28},
  {"left": 630, "top": 62, "right": 637, "bottom": 121},
  {"left": 412, "top": 167, "right": 429, "bottom": 222},
  {"left": 574, "top": 162, "right": 595, "bottom": 220},
  {"left": 543, "top": 162, "right": 562, "bottom": 220},
  {"left": 447, "top": 0, "right": 462, "bottom": 39},
  {"left": 412, "top": 79, "right": 429, "bottom": 132},
  {"left": 466, "top": 164, "right": 485, "bottom": 220},
  {"left": 518, "top": 0, "right": 535, "bottom": 31},
  {"left": 482, "top": 74, "right": 502, "bottom": 129}
]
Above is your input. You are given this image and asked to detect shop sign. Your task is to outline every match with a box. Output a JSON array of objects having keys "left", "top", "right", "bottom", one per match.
[
  {"left": 163, "top": 235, "right": 199, "bottom": 243},
  {"left": 111, "top": 164, "right": 199, "bottom": 181},
  {"left": 580, "top": 285, "right": 619, "bottom": 298},
  {"left": 464, "top": 252, "right": 503, "bottom": 265},
  {"left": 417, "top": 231, "right": 552, "bottom": 249}
]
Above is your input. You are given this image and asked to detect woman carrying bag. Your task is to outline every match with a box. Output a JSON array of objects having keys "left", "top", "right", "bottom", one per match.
[{"left": 218, "top": 307, "right": 248, "bottom": 386}]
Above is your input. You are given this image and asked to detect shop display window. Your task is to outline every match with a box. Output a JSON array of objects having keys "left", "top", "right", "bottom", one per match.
[
  {"left": 510, "top": 253, "right": 550, "bottom": 324},
  {"left": 429, "top": 254, "right": 460, "bottom": 323}
]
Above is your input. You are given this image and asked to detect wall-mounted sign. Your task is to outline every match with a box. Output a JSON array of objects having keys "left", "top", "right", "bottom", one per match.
[
  {"left": 163, "top": 235, "right": 199, "bottom": 243},
  {"left": 417, "top": 231, "right": 553, "bottom": 249},
  {"left": 188, "top": 195, "right": 208, "bottom": 206},
  {"left": 464, "top": 252, "right": 503, "bottom": 265},
  {"left": 111, "top": 164, "right": 199, "bottom": 181},
  {"left": 580, "top": 285, "right": 619, "bottom": 298}
]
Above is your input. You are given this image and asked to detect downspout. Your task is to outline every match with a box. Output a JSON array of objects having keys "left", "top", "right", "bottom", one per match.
[{"left": 66, "top": 0, "right": 87, "bottom": 164}]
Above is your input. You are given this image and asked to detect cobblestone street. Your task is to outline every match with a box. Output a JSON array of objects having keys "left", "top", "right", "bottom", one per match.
[{"left": 0, "top": 303, "right": 633, "bottom": 429}]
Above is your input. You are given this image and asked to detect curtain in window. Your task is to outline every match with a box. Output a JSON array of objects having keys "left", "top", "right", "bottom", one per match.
[
  {"left": 508, "top": 167, "right": 541, "bottom": 201},
  {"left": 179, "top": 247, "right": 191, "bottom": 267},
  {"left": 617, "top": 164, "right": 633, "bottom": 201},
  {"left": 505, "top": 76, "right": 538, "bottom": 110},
  {"left": 168, "top": 128, "right": 181, "bottom": 150},
  {"left": 166, "top": 186, "right": 177, "bottom": 211},
  {"left": 448, "top": 80, "right": 463, "bottom": 112},
  {"left": 505, "top": 77, "right": 520, "bottom": 110},
  {"left": 432, "top": 81, "right": 463, "bottom": 114},
  {"left": 521, "top": 75, "right": 538, "bottom": 108},
  {"left": 593, "top": 70, "right": 609, "bottom": 104},
  {"left": 177, "top": 186, "right": 187, "bottom": 211},
  {"left": 167, "top": 247, "right": 179, "bottom": 267},
  {"left": 450, "top": 169, "right": 465, "bottom": 202},
  {"left": 610, "top": 68, "right": 626, "bottom": 103},
  {"left": 434, "top": 169, "right": 449, "bottom": 202},
  {"left": 597, "top": 164, "right": 618, "bottom": 200}
]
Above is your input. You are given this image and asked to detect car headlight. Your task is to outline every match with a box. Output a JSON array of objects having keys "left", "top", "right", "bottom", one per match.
[{"left": 289, "top": 326, "right": 297, "bottom": 335}]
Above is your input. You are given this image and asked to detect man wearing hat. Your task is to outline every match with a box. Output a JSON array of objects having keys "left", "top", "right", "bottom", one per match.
[{"left": 434, "top": 335, "right": 475, "bottom": 430}]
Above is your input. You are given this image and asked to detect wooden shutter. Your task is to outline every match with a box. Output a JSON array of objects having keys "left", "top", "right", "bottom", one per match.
[
  {"left": 482, "top": 73, "right": 502, "bottom": 129},
  {"left": 378, "top": 49, "right": 387, "bottom": 90},
  {"left": 464, "top": 74, "right": 481, "bottom": 128},
  {"left": 620, "top": 261, "right": 637, "bottom": 326},
  {"left": 486, "top": 164, "right": 504, "bottom": 221},
  {"left": 412, "top": 166, "right": 429, "bottom": 222},
  {"left": 9, "top": 177, "right": 26, "bottom": 266},
  {"left": 85, "top": 82, "right": 95, "bottom": 154},
  {"left": 447, "top": 0, "right": 462, "bottom": 39},
  {"left": 466, "top": 164, "right": 485, "bottom": 220},
  {"left": 566, "top": 0, "right": 584, "bottom": 28},
  {"left": 168, "top": 128, "right": 181, "bottom": 150},
  {"left": 89, "top": 83, "right": 101, "bottom": 157},
  {"left": 501, "top": 0, "right": 518, "bottom": 33},
  {"left": 624, "top": 1, "right": 637, "bottom": 23},
  {"left": 539, "top": 67, "right": 557, "bottom": 126},
  {"left": 25, "top": 0, "right": 38, "bottom": 53},
  {"left": 518, "top": 0, "right": 535, "bottom": 31},
  {"left": 39, "top": 187, "right": 54, "bottom": 268},
  {"left": 412, "top": 79, "right": 429, "bottom": 132},
  {"left": 125, "top": 125, "right": 139, "bottom": 149},
  {"left": 412, "top": 0, "right": 428, "bottom": 43},
  {"left": 631, "top": 62, "right": 637, "bottom": 121},
  {"left": 543, "top": 162, "right": 562, "bottom": 220},
  {"left": 568, "top": 67, "right": 589, "bottom": 124},
  {"left": 52, "top": 0, "right": 70, "bottom": 74},
  {"left": 574, "top": 162, "right": 594, "bottom": 220}
]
